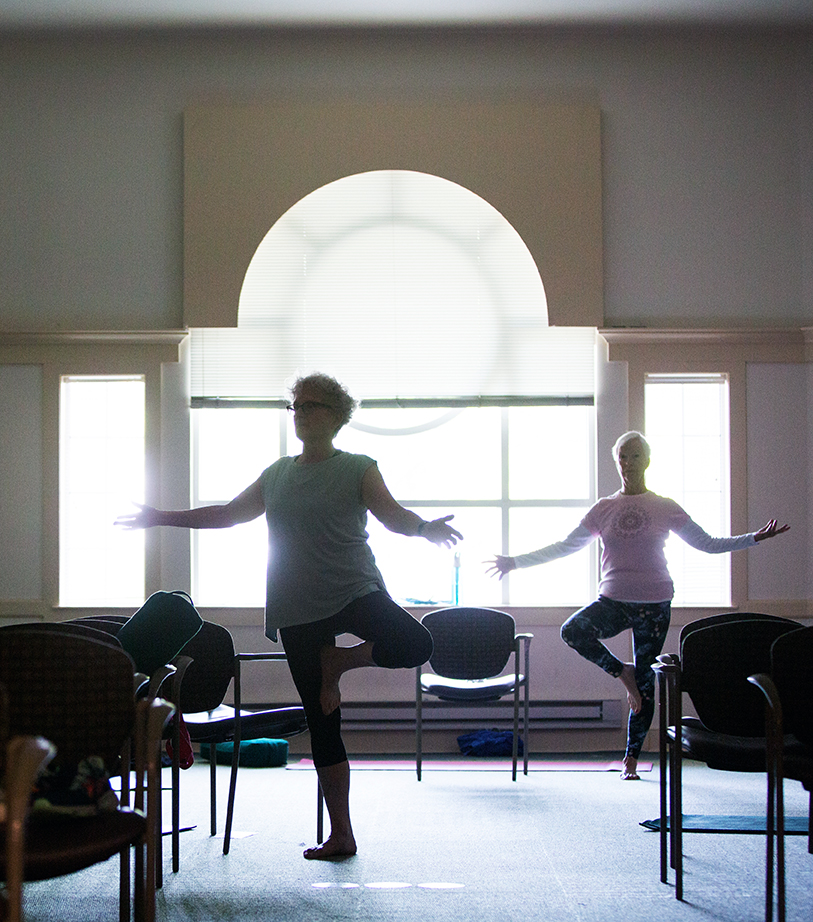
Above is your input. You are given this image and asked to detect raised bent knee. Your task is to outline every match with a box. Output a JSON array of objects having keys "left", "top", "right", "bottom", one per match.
[{"left": 560, "top": 620, "right": 578, "bottom": 648}]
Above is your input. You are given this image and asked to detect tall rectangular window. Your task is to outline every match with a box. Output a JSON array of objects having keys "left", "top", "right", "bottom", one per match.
[
  {"left": 191, "top": 403, "right": 596, "bottom": 608},
  {"left": 644, "top": 374, "right": 731, "bottom": 606},
  {"left": 59, "top": 376, "right": 145, "bottom": 607}
]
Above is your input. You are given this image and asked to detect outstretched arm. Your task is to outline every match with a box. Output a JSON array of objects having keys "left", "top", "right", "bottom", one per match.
[
  {"left": 486, "top": 524, "right": 595, "bottom": 578},
  {"left": 115, "top": 479, "right": 265, "bottom": 530},
  {"left": 361, "top": 464, "right": 462, "bottom": 548},
  {"left": 676, "top": 517, "right": 790, "bottom": 553}
]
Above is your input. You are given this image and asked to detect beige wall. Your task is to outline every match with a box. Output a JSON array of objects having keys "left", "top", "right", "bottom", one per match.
[
  {"left": 1, "top": 24, "right": 812, "bottom": 753},
  {"left": 183, "top": 99, "right": 603, "bottom": 329}
]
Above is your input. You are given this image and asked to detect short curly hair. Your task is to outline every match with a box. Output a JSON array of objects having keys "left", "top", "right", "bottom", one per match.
[{"left": 290, "top": 373, "right": 358, "bottom": 430}]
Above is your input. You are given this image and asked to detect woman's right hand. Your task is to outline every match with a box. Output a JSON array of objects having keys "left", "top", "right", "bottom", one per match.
[
  {"left": 485, "top": 555, "right": 516, "bottom": 579},
  {"left": 114, "top": 503, "right": 162, "bottom": 530}
]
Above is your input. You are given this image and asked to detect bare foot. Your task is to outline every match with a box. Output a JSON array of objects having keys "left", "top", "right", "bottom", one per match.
[
  {"left": 620, "top": 755, "right": 640, "bottom": 780},
  {"left": 320, "top": 646, "right": 342, "bottom": 716},
  {"left": 303, "top": 834, "right": 357, "bottom": 860},
  {"left": 619, "top": 662, "right": 642, "bottom": 714}
]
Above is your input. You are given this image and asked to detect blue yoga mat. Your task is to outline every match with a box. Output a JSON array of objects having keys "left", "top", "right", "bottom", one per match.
[{"left": 641, "top": 815, "right": 809, "bottom": 834}]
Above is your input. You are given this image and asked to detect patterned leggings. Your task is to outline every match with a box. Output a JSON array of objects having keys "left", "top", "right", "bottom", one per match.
[{"left": 560, "top": 597, "right": 671, "bottom": 760}]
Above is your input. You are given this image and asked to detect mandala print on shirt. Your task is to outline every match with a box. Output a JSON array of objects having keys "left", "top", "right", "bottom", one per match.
[{"left": 612, "top": 503, "right": 651, "bottom": 539}]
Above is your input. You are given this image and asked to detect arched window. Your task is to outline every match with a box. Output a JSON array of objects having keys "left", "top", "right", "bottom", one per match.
[{"left": 190, "top": 171, "right": 597, "bottom": 607}]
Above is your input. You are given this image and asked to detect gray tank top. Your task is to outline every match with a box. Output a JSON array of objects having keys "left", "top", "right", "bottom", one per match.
[{"left": 260, "top": 451, "right": 386, "bottom": 637}]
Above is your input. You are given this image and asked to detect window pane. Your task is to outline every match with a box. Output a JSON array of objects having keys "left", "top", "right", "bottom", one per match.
[
  {"left": 195, "top": 517, "right": 268, "bottom": 607},
  {"left": 509, "top": 405, "right": 592, "bottom": 500},
  {"left": 60, "top": 376, "right": 145, "bottom": 607},
  {"left": 194, "top": 407, "right": 279, "bottom": 500},
  {"left": 366, "top": 507, "right": 503, "bottom": 608},
  {"left": 645, "top": 375, "right": 730, "bottom": 606},
  {"left": 190, "top": 403, "right": 594, "bottom": 607},
  {"left": 508, "top": 507, "right": 594, "bottom": 606},
  {"left": 336, "top": 407, "right": 502, "bottom": 501}
]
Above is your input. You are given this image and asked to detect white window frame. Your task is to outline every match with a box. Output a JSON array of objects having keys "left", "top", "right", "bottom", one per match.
[{"left": 189, "top": 399, "right": 597, "bottom": 609}]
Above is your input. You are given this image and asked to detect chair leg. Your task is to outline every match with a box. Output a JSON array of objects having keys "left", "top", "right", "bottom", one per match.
[
  {"left": 657, "top": 679, "right": 668, "bottom": 885},
  {"left": 765, "top": 755, "right": 775, "bottom": 922},
  {"left": 416, "top": 668, "right": 423, "bottom": 782},
  {"left": 522, "top": 676, "right": 530, "bottom": 776},
  {"left": 120, "top": 848, "right": 131, "bottom": 922},
  {"left": 209, "top": 750, "right": 218, "bottom": 836},
  {"left": 522, "top": 635, "right": 531, "bottom": 775},
  {"left": 223, "top": 739, "right": 240, "bottom": 855},
  {"left": 155, "top": 775, "right": 164, "bottom": 888},
  {"left": 171, "top": 715, "right": 181, "bottom": 874},
  {"left": 808, "top": 790, "right": 812, "bottom": 855},
  {"left": 511, "top": 683, "right": 520, "bottom": 782},
  {"left": 133, "top": 840, "right": 146, "bottom": 922},
  {"left": 776, "top": 770, "right": 785, "bottom": 922},
  {"left": 659, "top": 743, "right": 668, "bottom": 884},
  {"left": 670, "top": 740, "right": 683, "bottom": 900},
  {"left": 145, "top": 766, "right": 160, "bottom": 922}
]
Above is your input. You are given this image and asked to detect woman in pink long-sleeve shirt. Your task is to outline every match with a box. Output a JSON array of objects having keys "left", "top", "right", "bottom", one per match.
[{"left": 487, "top": 431, "right": 788, "bottom": 780}]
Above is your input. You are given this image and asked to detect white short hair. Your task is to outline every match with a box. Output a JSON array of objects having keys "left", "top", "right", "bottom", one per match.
[{"left": 612, "top": 430, "right": 651, "bottom": 460}]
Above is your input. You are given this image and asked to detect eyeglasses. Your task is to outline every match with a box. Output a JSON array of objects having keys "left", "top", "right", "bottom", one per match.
[{"left": 286, "top": 401, "right": 337, "bottom": 415}]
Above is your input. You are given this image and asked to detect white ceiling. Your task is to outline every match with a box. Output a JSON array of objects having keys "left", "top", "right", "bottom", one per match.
[{"left": 1, "top": 0, "right": 812, "bottom": 29}]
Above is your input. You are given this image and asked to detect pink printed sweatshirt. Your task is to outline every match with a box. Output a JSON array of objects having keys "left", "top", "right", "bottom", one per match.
[{"left": 513, "top": 490, "right": 756, "bottom": 603}]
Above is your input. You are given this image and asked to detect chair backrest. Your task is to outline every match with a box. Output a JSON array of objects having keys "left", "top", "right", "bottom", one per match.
[
  {"left": 0, "top": 628, "right": 136, "bottom": 772},
  {"left": 680, "top": 618, "right": 802, "bottom": 737},
  {"left": 176, "top": 621, "right": 236, "bottom": 714},
  {"left": 678, "top": 611, "right": 797, "bottom": 648},
  {"left": 2, "top": 620, "right": 124, "bottom": 646},
  {"left": 770, "top": 624, "right": 813, "bottom": 746},
  {"left": 421, "top": 607, "right": 516, "bottom": 679},
  {"left": 116, "top": 590, "right": 203, "bottom": 676},
  {"left": 67, "top": 617, "right": 128, "bottom": 638}
]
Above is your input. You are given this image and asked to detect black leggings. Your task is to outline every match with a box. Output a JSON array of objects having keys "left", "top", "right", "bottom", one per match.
[{"left": 279, "top": 591, "right": 433, "bottom": 768}]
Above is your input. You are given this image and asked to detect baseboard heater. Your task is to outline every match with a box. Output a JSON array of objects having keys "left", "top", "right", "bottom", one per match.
[{"left": 268, "top": 699, "right": 622, "bottom": 731}]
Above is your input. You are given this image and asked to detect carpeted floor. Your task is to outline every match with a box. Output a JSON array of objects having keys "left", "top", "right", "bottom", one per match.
[{"left": 19, "top": 754, "right": 813, "bottom": 922}]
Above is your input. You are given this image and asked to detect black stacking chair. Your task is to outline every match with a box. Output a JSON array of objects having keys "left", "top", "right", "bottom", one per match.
[
  {"left": 167, "top": 621, "right": 309, "bottom": 864},
  {"left": 748, "top": 624, "right": 813, "bottom": 922},
  {"left": 652, "top": 613, "right": 802, "bottom": 902},
  {"left": 0, "top": 628, "right": 173, "bottom": 922},
  {"left": 416, "top": 607, "right": 532, "bottom": 781}
]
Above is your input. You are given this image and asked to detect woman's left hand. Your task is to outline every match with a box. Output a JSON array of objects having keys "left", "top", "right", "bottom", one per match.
[
  {"left": 420, "top": 515, "right": 463, "bottom": 548},
  {"left": 754, "top": 519, "right": 790, "bottom": 542}
]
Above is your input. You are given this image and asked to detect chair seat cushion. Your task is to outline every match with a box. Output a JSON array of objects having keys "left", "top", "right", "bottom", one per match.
[
  {"left": 421, "top": 673, "right": 522, "bottom": 701},
  {"left": 669, "top": 717, "right": 807, "bottom": 772},
  {"left": 668, "top": 717, "right": 766, "bottom": 771},
  {"left": 183, "top": 705, "right": 308, "bottom": 744},
  {"left": 0, "top": 809, "right": 146, "bottom": 880}
]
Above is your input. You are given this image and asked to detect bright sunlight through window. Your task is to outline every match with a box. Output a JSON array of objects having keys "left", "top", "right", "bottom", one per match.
[
  {"left": 192, "top": 403, "right": 596, "bottom": 608},
  {"left": 645, "top": 374, "right": 731, "bottom": 606},
  {"left": 60, "top": 375, "right": 145, "bottom": 607}
]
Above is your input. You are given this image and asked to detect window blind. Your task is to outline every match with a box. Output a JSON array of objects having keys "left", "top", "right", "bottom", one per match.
[{"left": 190, "top": 170, "right": 596, "bottom": 403}]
